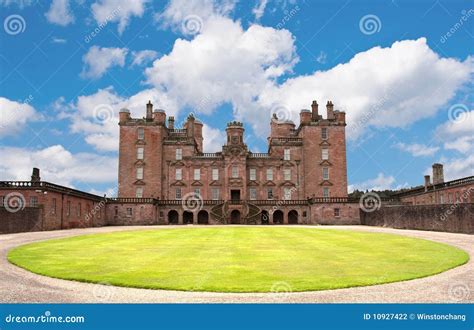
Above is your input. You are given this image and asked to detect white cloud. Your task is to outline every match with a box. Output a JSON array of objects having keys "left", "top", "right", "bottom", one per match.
[
  {"left": 0, "top": 145, "right": 117, "bottom": 187},
  {"left": 202, "top": 124, "right": 226, "bottom": 152},
  {"left": 316, "top": 50, "right": 327, "bottom": 64},
  {"left": 81, "top": 46, "right": 128, "bottom": 79},
  {"left": 435, "top": 110, "right": 474, "bottom": 154},
  {"left": 131, "top": 50, "right": 159, "bottom": 66},
  {"left": 91, "top": 0, "right": 148, "bottom": 35},
  {"left": 348, "top": 173, "right": 401, "bottom": 192},
  {"left": 426, "top": 155, "right": 474, "bottom": 182},
  {"left": 394, "top": 142, "right": 439, "bottom": 157},
  {"left": 253, "top": 0, "right": 269, "bottom": 20},
  {"left": 45, "top": 0, "right": 74, "bottom": 26},
  {"left": 0, "top": 96, "right": 39, "bottom": 137},
  {"left": 0, "top": 0, "right": 34, "bottom": 8}
]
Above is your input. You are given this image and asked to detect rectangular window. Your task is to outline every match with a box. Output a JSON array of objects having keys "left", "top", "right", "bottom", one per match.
[
  {"left": 137, "top": 127, "right": 144, "bottom": 140},
  {"left": 266, "top": 168, "right": 273, "bottom": 181},
  {"left": 137, "top": 147, "right": 144, "bottom": 160},
  {"left": 284, "top": 149, "right": 290, "bottom": 160},
  {"left": 448, "top": 193, "right": 453, "bottom": 203},
  {"left": 136, "top": 167, "right": 144, "bottom": 180},
  {"left": 175, "top": 188, "right": 182, "bottom": 200},
  {"left": 194, "top": 168, "right": 201, "bottom": 180},
  {"left": 212, "top": 168, "right": 219, "bottom": 180},
  {"left": 175, "top": 168, "right": 182, "bottom": 180},
  {"left": 322, "top": 167, "right": 329, "bottom": 180},
  {"left": 455, "top": 192, "right": 460, "bottom": 202},
  {"left": 284, "top": 187, "right": 291, "bottom": 200},
  {"left": 322, "top": 148, "right": 329, "bottom": 160},
  {"left": 232, "top": 166, "right": 239, "bottom": 178},
  {"left": 126, "top": 208, "right": 132, "bottom": 216},
  {"left": 249, "top": 168, "right": 257, "bottom": 181},
  {"left": 440, "top": 194, "right": 444, "bottom": 204},
  {"left": 136, "top": 187, "right": 143, "bottom": 198},
  {"left": 284, "top": 168, "right": 291, "bottom": 181},
  {"left": 67, "top": 201, "right": 71, "bottom": 216},
  {"left": 267, "top": 188, "right": 273, "bottom": 200},
  {"left": 51, "top": 198, "right": 56, "bottom": 215},
  {"left": 323, "top": 187, "right": 330, "bottom": 198},
  {"left": 194, "top": 188, "right": 201, "bottom": 197},
  {"left": 321, "top": 127, "right": 328, "bottom": 140},
  {"left": 176, "top": 148, "right": 182, "bottom": 160},
  {"left": 212, "top": 188, "right": 220, "bottom": 200},
  {"left": 334, "top": 208, "right": 340, "bottom": 217},
  {"left": 249, "top": 188, "right": 257, "bottom": 200},
  {"left": 30, "top": 196, "right": 38, "bottom": 207}
]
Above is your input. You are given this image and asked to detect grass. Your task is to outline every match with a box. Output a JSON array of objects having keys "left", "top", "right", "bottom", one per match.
[{"left": 7, "top": 227, "right": 469, "bottom": 293}]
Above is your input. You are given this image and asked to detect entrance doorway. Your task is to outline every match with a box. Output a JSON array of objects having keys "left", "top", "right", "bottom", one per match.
[
  {"left": 231, "top": 190, "right": 240, "bottom": 201},
  {"left": 230, "top": 209, "right": 241, "bottom": 224}
]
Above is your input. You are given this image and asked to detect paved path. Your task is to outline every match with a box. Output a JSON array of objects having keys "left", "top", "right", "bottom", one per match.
[{"left": 0, "top": 225, "right": 472, "bottom": 303}]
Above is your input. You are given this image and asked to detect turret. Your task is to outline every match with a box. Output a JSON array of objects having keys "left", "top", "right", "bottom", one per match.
[
  {"left": 226, "top": 121, "right": 244, "bottom": 145},
  {"left": 168, "top": 116, "right": 175, "bottom": 129},
  {"left": 119, "top": 108, "right": 130, "bottom": 124},
  {"left": 153, "top": 109, "right": 166, "bottom": 124},
  {"left": 300, "top": 109, "right": 311, "bottom": 125},
  {"left": 432, "top": 163, "right": 444, "bottom": 185}
]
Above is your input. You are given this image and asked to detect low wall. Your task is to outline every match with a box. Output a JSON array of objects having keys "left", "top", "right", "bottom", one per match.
[
  {"left": 360, "top": 203, "right": 474, "bottom": 234},
  {"left": 0, "top": 207, "right": 43, "bottom": 234}
]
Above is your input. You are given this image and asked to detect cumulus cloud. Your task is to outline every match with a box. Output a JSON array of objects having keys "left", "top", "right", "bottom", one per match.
[
  {"left": 0, "top": 145, "right": 117, "bottom": 187},
  {"left": 91, "top": 0, "right": 148, "bottom": 35},
  {"left": 252, "top": 0, "right": 269, "bottom": 20},
  {"left": 45, "top": 0, "right": 74, "bottom": 26},
  {"left": 131, "top": 50, "right": 159, "bottom": 66},
  {"left": 348, "top": 173, "right": 402, "bottom": 192},
  {"left": 394, "top": 142, "right": 439, "bottom": 157},
  {"left": 81, "top": 46, "right": 128, "bottom": 79},
  {"left": 202, "top": 124, "right": 226, "bottom": 152},
  {"left": 435, "top": 110, "right": 474, "bottom": 154},
  {"left": 0, "top": 96, "right": 39, "bottom": 137}
]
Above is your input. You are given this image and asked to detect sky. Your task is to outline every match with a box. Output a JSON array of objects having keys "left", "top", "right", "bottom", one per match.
[{"left": 0, "top": 0, "right": 473, "bottom": 196}]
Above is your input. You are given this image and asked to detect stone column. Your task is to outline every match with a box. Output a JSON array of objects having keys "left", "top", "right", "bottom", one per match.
[
  {"left": 283, "top": 210, "right": 288, "bottom": 224},
  {"left": 269, "top": 211, "right": 274, "bottom": 225},
  {"left": 178, "top": 211, "right": 183, "bottom": 225}
]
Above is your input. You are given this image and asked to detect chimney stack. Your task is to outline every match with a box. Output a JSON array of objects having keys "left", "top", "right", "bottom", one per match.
[
  {"left": 311, "top": 100, "right": 319, "bottom": 120},
  {"left": 424, "top": 175, "right": 431, "bottom": 192},
  {"left": 168, "top": 116, "right": 175, "bottom": 129},
  {"left": 146, "top": 100, "right": 153, "bottom": 120},
  {"left": 326, "top": 101, "right": 335, "bottom": 120},
  {"left": 432, "top": 163, "right": 444, "bottom": 185},
  {"left": 31, "top": 167, "right": 40, "bottom": 183}
]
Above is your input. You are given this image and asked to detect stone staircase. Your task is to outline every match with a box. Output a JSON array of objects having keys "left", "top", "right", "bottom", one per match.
[
  {"left": 210, "top": 201, "right": 227, "bottom": 224},
  {"left": 244, "top": 201, "right": 261, "bottom": 224},
  {"left": 210, "top": 201, "right": 261, "bottom": 224}
]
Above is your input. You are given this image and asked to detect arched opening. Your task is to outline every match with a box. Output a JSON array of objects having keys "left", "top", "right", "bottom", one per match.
[
  {"left": 197, "top": 210, "right": 209, "bottom": 224},
  {"left": 273, "top": 210, "right": 283, "bottom": 224},
  {"left": 168, "top": 210, "right": 179, "bottom": 224},
  {"left": 183, "top": 211, "right": 193, "bottom": 224},
  {"left": 261, "top": 210, "right": 269, "bottom": 225},
  {"left": 288, "top": 210, "right": 298, "bottom": 224},
  {"left": 230, "top": 209, "right": 241, "bottom": 224}
]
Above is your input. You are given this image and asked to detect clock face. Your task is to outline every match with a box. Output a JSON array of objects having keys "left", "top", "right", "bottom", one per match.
[{"left": 231, "top": 136, "right": 238, "bottom": 144}]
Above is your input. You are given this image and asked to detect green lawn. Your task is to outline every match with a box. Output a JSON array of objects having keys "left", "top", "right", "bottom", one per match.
[{"left": 7, "top": 227, "right": 469, "bottom": 293}]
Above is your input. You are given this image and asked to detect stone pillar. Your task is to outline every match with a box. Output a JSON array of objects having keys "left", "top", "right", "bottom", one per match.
[
  {"left": 193, "top": 212, "right": 197, "bottom": 225},
  {"left": 269, "top": 211, "right": 274, "bottom": 225},
  {"left": 283, "top": 210, "right": 288, "bottom": 224},
  {"left": 178, "top": 211, "right": 183, "bottom": 225}
]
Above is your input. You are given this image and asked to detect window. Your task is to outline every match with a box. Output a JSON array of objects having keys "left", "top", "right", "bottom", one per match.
[
  {"left": 232, "top": 166, "right": 239, "bottom": 178},
  {"left": 455, "top": 192, "right": 460, "bottom": 202},
  {"left": 322, "top": 167, "right": 329, "bottom": 180},
  {"left": 283, "top": 168, "right": 291, "bottom": 181},
  {"left": 51, "top": 198, "right": 56, "bottom": 215},
  {"left": 30, "top": 196, "right": 38, "bottom": 207},
  {"left": 176, "top": 148, "right": 182, "bottom": 160},
  {"left": 284, "top": 187, "right": 291, "bottom": 200},
  {"left": 267, "top": 188, "right": 273, "bottom": 200},
  {"left": 212, "top": 168, "right": 219, "bottom": 180},
  {"left": 175, "top": 168, "right": 182, "bottom": 180},
  {"left": 448, "top": 193, "right": 453, "bottom": 203},
  {"left": 136, "top": 167, "right": 144, "bottom": 180},
  {"left": 284, "top": 149, "right": 290, "bottom": 160},
  {"left": 440, "top": 194, "right": 444, "bottom": 204},
  {"left": 322, "top": 148, "right": 329, "bottom": 160},
  {"left": 249, "top": 188, "right": 257, "bottom": 200},
  {"left": 266, "top": 168, "right": 273, "bottom": 181},
  {"left": 175, "top": 188, "right": 182, "bottom": 200},
  {"left": 212, "top": 188, "right": 220, "bottom": 200},
  {"left": 67, "top": 201, "right": 71, "bottom": 216},
  {"left": 321, "top": 127, "right": 328, "bottom": 140},
  {"left": 334, "top": 208, "right": 340, "bottom": 217},
  {"left": 136, "top": 187, "right": 143, "bottom": 198},
  {"left": 250, "top": 168, "right": 256, "bottom": 181},
  {"left": 137, "top": 147, "right": 144, "bottom": 160},
  {"left": 137, "top": 127, "right": 144, "bottom": 140},
  {"left": 126, "top": 208, "right": 133, "bottom": 216},
  {"left": 194, "top": 188, "right": 201, "bottom": 197},
  {"left": 323, "top": 187, "right": 330, "bottom": 198},
  {"left": 194, "top": 168, "right": 201, "bottom": 180}
]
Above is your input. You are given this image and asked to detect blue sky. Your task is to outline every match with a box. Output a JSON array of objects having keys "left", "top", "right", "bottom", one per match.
[{"left": 0, "top": 0, "right": 472, "bottom": 195}]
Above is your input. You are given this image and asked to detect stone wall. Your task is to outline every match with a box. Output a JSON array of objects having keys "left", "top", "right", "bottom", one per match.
[
  {"left": 360, "top": 203, "right": 474, "bottom": 234},
  {"left": 0, "top": 207, "right": 43, "bottom": 234}
]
